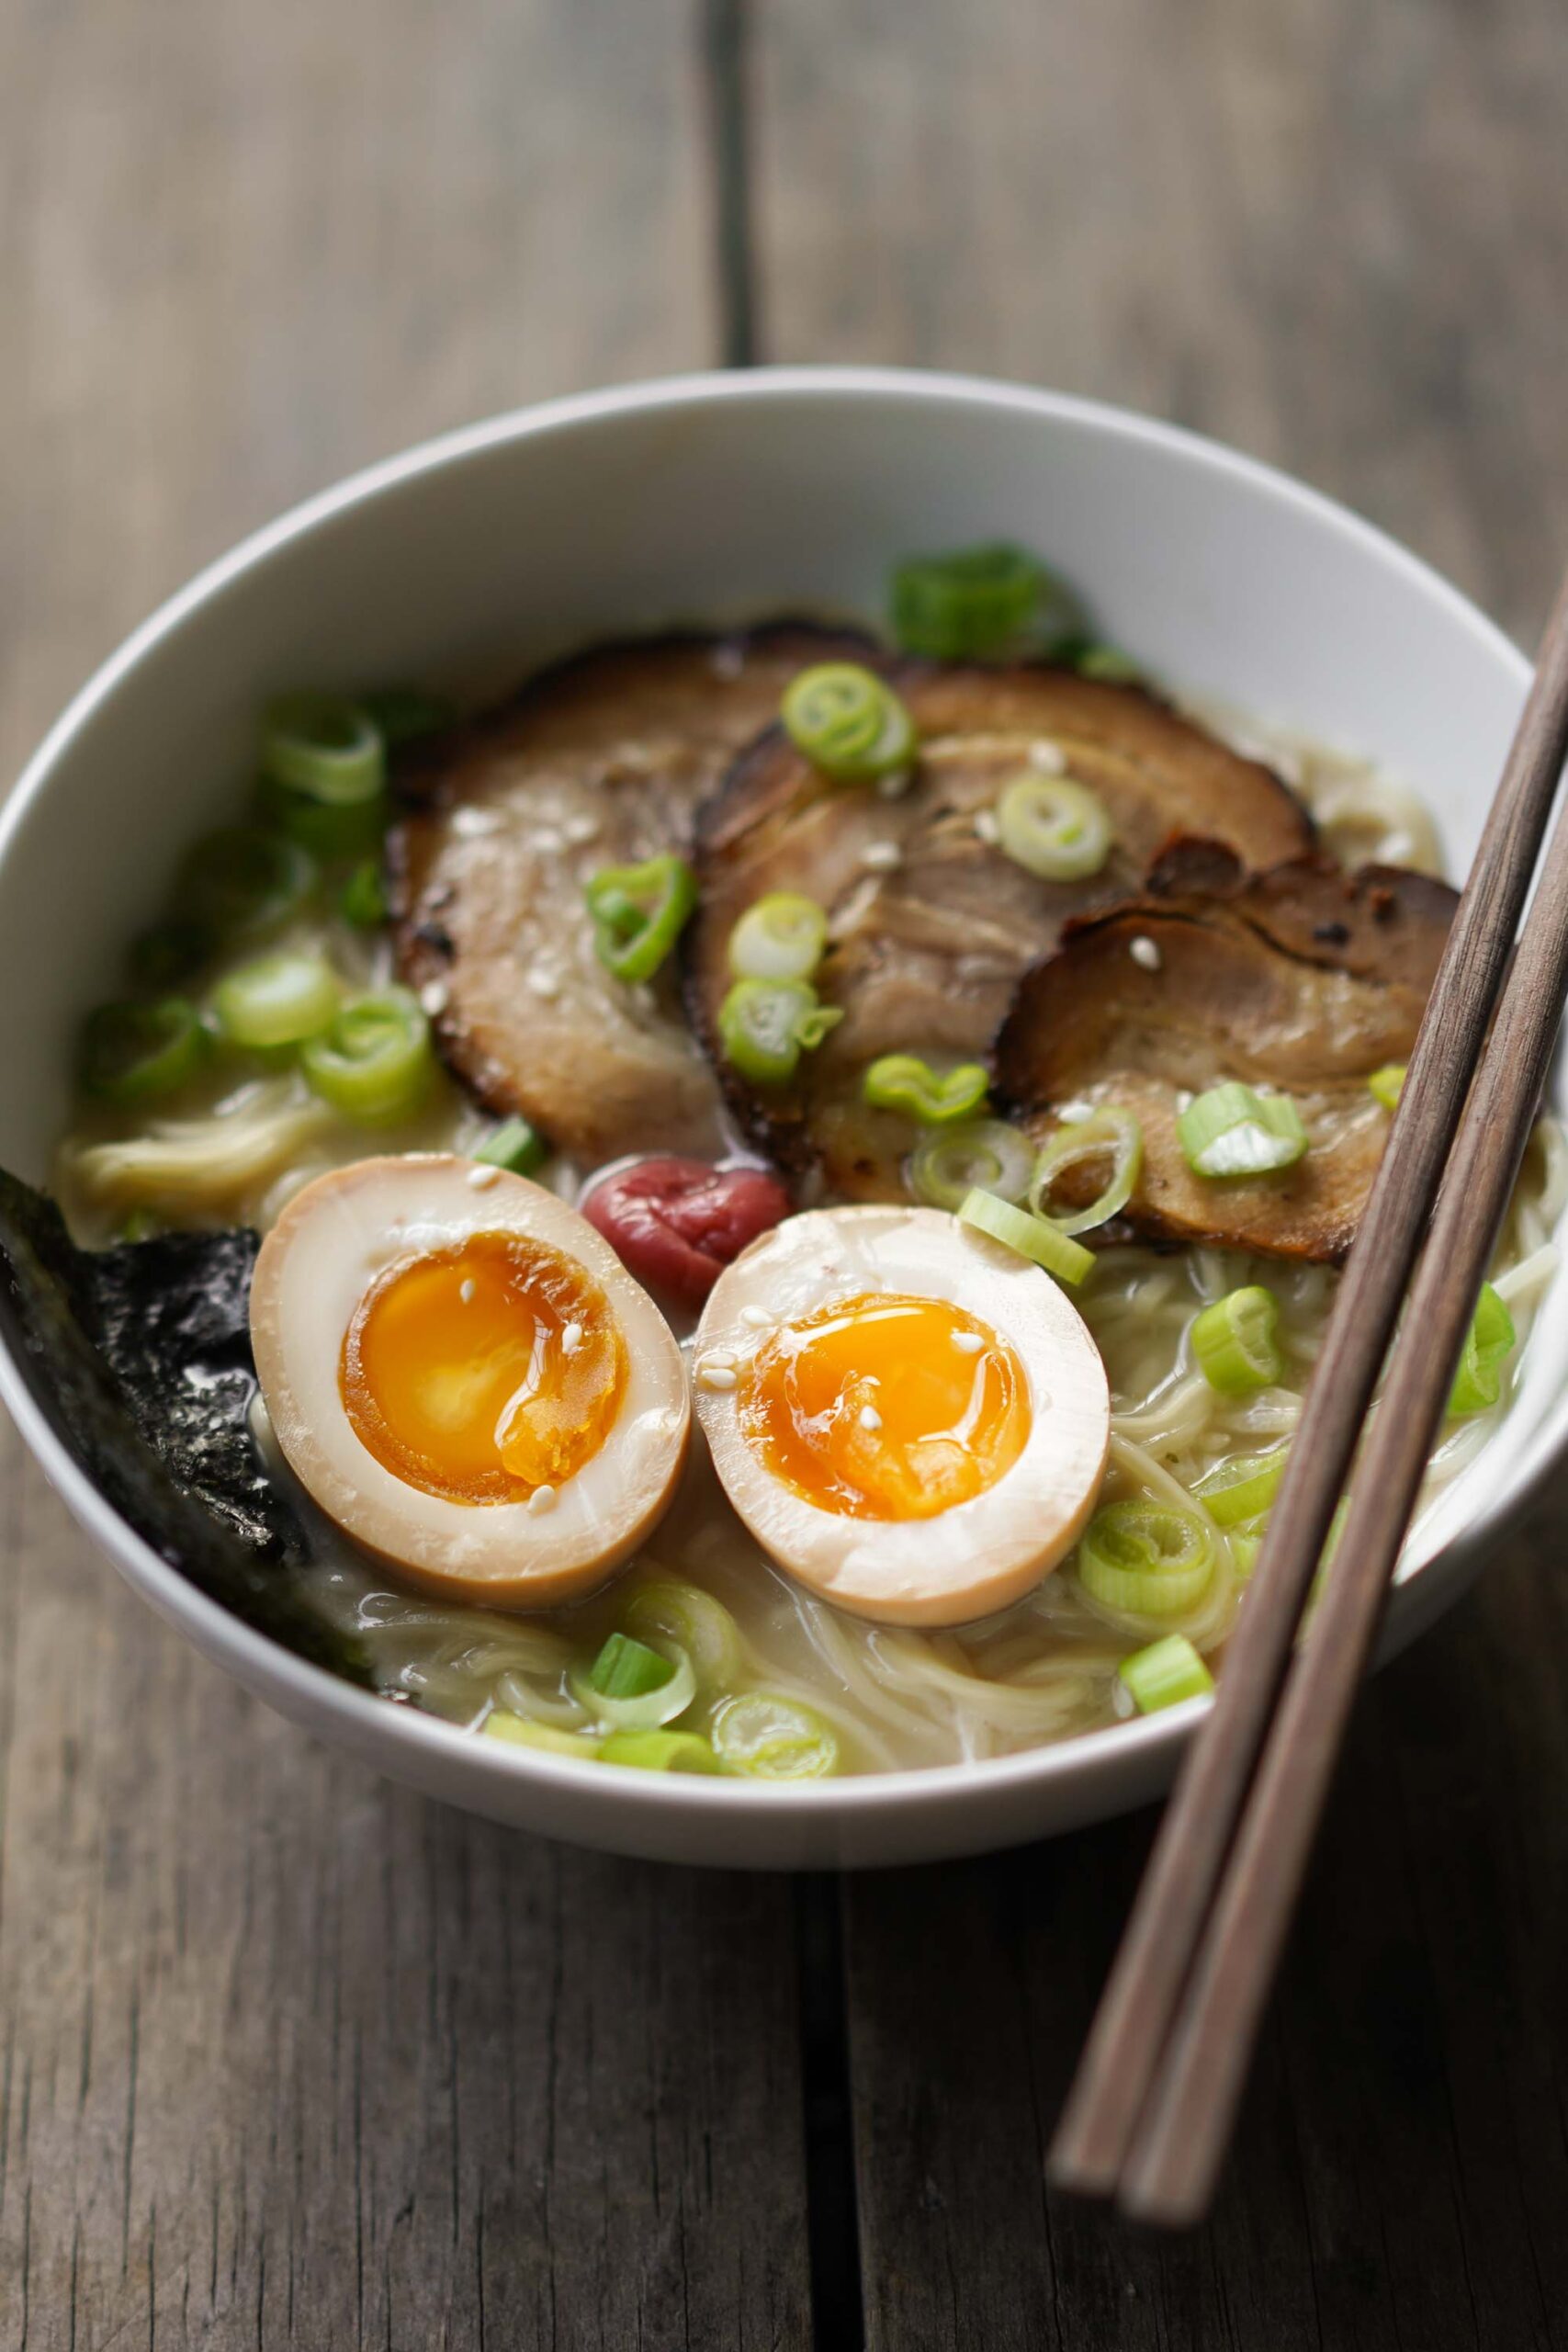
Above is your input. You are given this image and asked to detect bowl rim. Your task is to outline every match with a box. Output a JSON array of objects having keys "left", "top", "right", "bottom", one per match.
[{"left": 0, "top": 361, "right": 1545, "bottom": 1829}]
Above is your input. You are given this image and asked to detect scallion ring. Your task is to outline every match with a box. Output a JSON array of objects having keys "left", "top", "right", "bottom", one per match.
[
  {"left": 1190, "top": 1284, "right": 1283, "bottom": 1396},
  {"left": 175, "top": 827, "right": 317, "bottom": 943},
  {"left": 597, "top": 1729, "right": 719, "bottom": 1774},
  {"left": 79, "top": 997, "right": 209, "bottom": 1105},
  {"left": 622, "top": 1581, "right": 744, "bottom": 1692},
  {"left": 909, "top": 1117, "right": 1034, "bottom": 1212},
  {"left": 567, "top": 1631, "right": 697, "bottom": 1732},
  {"left": 1028, "top": 1106, "right": 1142, "bottom": 1235},
  {"left": 728, "top": 891, "right": 829, "bottom": 982},
  {"left": 339, "top": 858, "right": 388, "bottom": 929},
  {"left": 995, "top": 773, "right": 1113, "bottom": 882},
  {"left": 780, "top": 663, "right": 916, "bottom": 785},
  {"left": 212, "top": 951, "right": 340, "bottom": 1051},
  {"left": 484, "top": 1715, "right": 603, "bottom": 1759},
  {"left": 863, "top": 1053, "right": 989, "bottom": 1125},
  {"left": 1194, "top": 1445, "right": 1290, "bottom": 1526},
  {"left": 1177, "top": 1081, "right": 1308, "bottom": 1178},
  {"left": 889, "top": 543, "right": 1086, "bottom": 661},
  {"left": 712, "top": 1692, "right": 840, "bottom": 1780},
  {"left": 717, "top": 977, "right": 842, "bottom": 1085},
  {"left": 1077, "top": 1499, "right": 1216, "bottom": 1617},
  {"left": 584, "top": 853, "right": 698, "bottom": 983},
  {"left": 956, "top": 1187, "right": 1094, "bottom": 1284},
  {"left": 1115, "top": 1634, "right": 1213, "bottom": 1716},
  {"left": 260, "top": 693, "right": 388, "bottom": 857},
  {"left": 300, "top": 986, "right": 434, "bottom": 1124},
  {"left": 1448, "top": 1283, "right": 1515, "bottom": 1417},
  {"left": 475, "top": 1116, "right": 547, "bottom": 1177},
  {"left": 1368, "top": 1063, "right": 1405, "bottom": 1112}
]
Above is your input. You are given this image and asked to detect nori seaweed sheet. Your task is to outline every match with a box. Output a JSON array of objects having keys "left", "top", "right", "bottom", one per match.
[{"left": 0, "top": 1166, "right": 372, "bottom": 1685}]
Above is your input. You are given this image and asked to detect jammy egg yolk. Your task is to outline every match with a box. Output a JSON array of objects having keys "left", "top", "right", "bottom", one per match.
[
  {"left": 340, "top": 1232, "right": 626, "bottom": 1504},
  {"left": 739, "top": 1291, "right": 1030, "bottom": 1521}
]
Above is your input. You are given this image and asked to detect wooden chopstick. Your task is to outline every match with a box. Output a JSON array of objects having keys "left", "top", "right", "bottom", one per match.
[
  {"left": 1048, "top": 569, "right": 1568, "bottom": 2210},
  {"left": 1119, "top": 734, "right": 1568, "bottom": 2222}
]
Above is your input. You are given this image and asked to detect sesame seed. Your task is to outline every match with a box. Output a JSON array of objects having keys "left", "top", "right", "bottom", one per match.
[
  {"left": 562, "top": 812, "right": 600, "bottom": 845},
  {"left": 561, "top": 1321, "right": 583, "bottom": 1356},
  {"left": 951, "top": 1330, "right": 985, "bottom": 1354},
  {"left": 739, "top": 1305, "right": 773, "bottom": 1329},
  {"left": 459, "top": 1278, "right": 476, "bottom": 1306},
  {"left": 858, "top": 1405, "right": 883, "bottom": 1432},
  {"left": 467, "top": 1162, "right": 502, "bottom": 1189},
  {"left": 703, "top": 1349, "right": 738, "bottom": 1372},
  {"left": 419, "top": 979, "right": 448, "bottom": 1017},
  {"left": 1130, "top": 936, "right": 1161, "bottom": 971},
  {"left": 697, "top": 1363, "right": 739, "bottom": 1393},
  {"left": 526, "top": 968, "right": 561, "bottom": 1001},
  {"left": 527, "top": 1485, "right": 558, "bottom": 1516},
  {"left": 876, "top": 765, "right": 914, "bottom": 799},
  {"left": 1030, "top": 740, "right": 1068, "bottom": 775},
  {"left": 974, "top": 808, "right": 1001, "bottom": 844},
  {"left": 860, "top": 840, "right": 902, "bottom": 872}
]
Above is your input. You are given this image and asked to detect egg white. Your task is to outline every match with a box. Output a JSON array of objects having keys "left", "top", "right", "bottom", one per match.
[
  {"left": 692, "top": 1204, "right": 1111, "bottom": 1627},
  {"left": 249, "top": 1154, "right": 689, "bottom": 1605}
]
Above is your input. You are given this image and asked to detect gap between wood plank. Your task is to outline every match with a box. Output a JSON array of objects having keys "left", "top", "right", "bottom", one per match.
[
  {"left": 795, "top": 1876, "right": 866, "bottom": 2352},
  {"left": 699, "top": 0, "right": 759, "bottom": 366}
]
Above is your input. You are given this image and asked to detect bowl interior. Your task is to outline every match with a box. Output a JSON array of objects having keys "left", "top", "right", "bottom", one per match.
[{"left": 0, "top": 370, "right": 1556, "bottom": 1860}]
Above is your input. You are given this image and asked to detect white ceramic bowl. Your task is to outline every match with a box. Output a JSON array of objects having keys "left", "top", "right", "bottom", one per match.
[{"left": 0, "top": 368, "right": 1558, "bottom": 1869}]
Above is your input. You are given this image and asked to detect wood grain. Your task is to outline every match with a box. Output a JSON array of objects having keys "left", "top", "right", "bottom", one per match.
[
  {"left": 752, "top": 0, "right": 1568, "bottom": 2335},
  {"left": 0, "top": 4, "right": 810, "bottom": 2348}
]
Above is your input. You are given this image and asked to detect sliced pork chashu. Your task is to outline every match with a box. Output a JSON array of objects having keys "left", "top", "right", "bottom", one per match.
[
  {"left": 993, "top": 842, "right": 1457, "bottom": 1261},
  {"left": 683, "top": 664, "right": 1314, "bottom": 1197},
  {"left": 389, "top": 624, "right": 870, "bottom": 1166}
]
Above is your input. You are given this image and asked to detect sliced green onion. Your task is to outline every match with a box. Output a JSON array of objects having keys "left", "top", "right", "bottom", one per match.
[
  {"left": 1177, "top": 1081, "right": 1308, "bottom": 1179},
  {"left": 728, "top": 891, "right": 829, "bottom": 982},
  {"left": 957, "top": 1187, "right": 1094, "bottom": 1283},
  {"left": 262, "top": 692, "right": 384, "bottom": 801},
  {"left": 584, "top": 853, "right": 697, "bottom": 982},
  {"left": 260, "top": 693, "right": 388, "bottom": 857},
  {"left": 475, "top": 1116, "right": 547, "bottom": 1177},
  {"left": 300, "top": 986, "right": 434, "bottom": 1123},
  {"left": 622, "top": 1581, "right": 743, "bottom": 1692},
  {"left": 1028, "top": 1107, "right": 1142, "bottom": 1236},
  {"left": 712, "top": 1692, "right": 840, "bottom": 1780},
  {"left": 484, "top": 1714, "right": 603, "bottom": 1759},
  {"left": 176, "top": 827, "right": 317, "bottom": 942},
  {"left": 339, "top": 858, "right": 388, "bottom": 929},
  {"left": 588, "top": 1632, "right": 671, "bottom": 1700},
  {"left": 212, "top": 951, "right": 339, "bottom": 1050},
  {"left": 1194, "top": 1446, "right": 1290, "bottom": 1526},
  {"left": 1448, "top": 1283, "right": 1516, "bottom": 1417},
  {"left": 863, "top": 1054, "right": 989, "bottom": 1125},
  {"left": 1368, "top": 1063, "right": 1406, "bottom": 1112},
  {"left": 570, "top": 1637, "right": 696, "bottom": 1732},
  {"left": 781, "top": 663, "right": 915, "bottom": 784},
  {"left": 995, "top": 773, "right": 1113, "bottom": 882},
  {"left": 1228, "top": 1523, "right": 1266, "bottom": 1580},
  {"left": 1075, "top": 644, "right": 1142, "bottom": 684},
  {"left": 130, "top": 920, "right": 210, "bottom": 989},
  {"left": 79, "top": 998, "right": 209, "bottom": 1104},
  {"left": 717, "top": 977, "right": 842, "bottom": 1085},
  {"left": 1077, "top": 1499, "right": 1216, "bottom": 1617},
  {"left": 361, "top": 685, "right": 457, "bottom": 747},
  {"left": 909, "top": 1117, "right": 1034, "bottom": 1212},
  {"left": 1116, "top": 1634, "right": 1214, "bottom": 1714},
  {"left": 889, "top": 543, "right": 1086, "bottom": 661},
  {"left": 1190, "top": 1285, "right": 1283, "bottom": 1396},
  {"left": 597, "top": 1729, "right": 719, "bottom": 1774}
]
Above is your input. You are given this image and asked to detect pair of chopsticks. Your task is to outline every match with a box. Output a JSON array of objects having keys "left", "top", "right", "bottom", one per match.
[{"left": 1049, "top": 571, "right": 1568, "bottom": 2229}]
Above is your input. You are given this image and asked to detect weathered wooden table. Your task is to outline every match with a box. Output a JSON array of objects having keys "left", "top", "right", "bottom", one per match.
[{"left": 4, "top": 3, "right": 1567, "bottom": 2344}]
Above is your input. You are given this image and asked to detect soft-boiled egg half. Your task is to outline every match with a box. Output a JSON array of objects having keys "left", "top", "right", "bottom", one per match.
[
  {"left": 250, "top": 1155, "right": 689, "bottom": 1605},
  {"left": 692, "top": 1204, "right": 1111, "bottom": 1627}
]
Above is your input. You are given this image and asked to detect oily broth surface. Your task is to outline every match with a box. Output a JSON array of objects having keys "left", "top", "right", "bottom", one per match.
[{"left": 56, "top": 720, "right": 1566, "bottom": 1772}]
